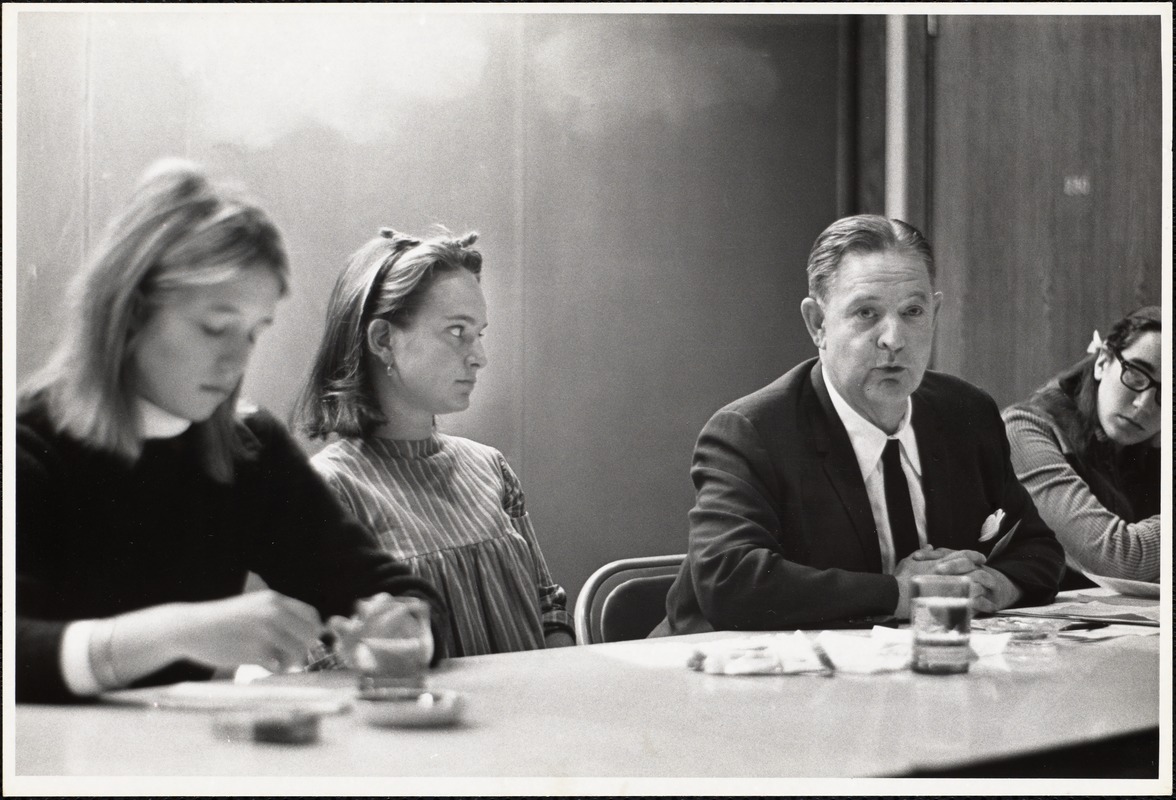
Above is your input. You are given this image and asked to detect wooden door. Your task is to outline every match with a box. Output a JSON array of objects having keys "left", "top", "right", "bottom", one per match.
[{"left": 926, "top": 15, "right": 1163, "bottom": 408}]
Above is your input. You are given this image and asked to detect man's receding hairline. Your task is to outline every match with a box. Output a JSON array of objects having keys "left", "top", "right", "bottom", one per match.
[{"left": 821, "top": 250, "right": 935, "bottom": 300}]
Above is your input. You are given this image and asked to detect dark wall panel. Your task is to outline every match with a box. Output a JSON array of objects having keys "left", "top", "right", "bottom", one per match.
[
  {"left": 520, "top": 15, "right": 840, "bottom": 602},
  {"left": 14, "top": 11, "right": 842, "bottom": 612}
]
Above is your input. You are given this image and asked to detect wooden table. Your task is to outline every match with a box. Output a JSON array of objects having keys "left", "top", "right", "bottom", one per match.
[{"left": 12, "top": 621, "right": 1163, "bottom": 790}]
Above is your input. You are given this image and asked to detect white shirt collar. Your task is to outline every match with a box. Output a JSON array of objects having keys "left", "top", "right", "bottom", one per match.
[
  {"left": 824, "top": 374, "right": 922, "bottom": 479},
  {"left": 136, "top": 398, "right": 192, "bottom": 439}
]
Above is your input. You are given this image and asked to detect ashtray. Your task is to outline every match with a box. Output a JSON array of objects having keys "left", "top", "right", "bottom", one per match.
[
  {"left": 354, "top": 688, "right": 465, "bottom": 728},
  {"left": 213, "top": 710, "right": 321, "bottom": 744}
]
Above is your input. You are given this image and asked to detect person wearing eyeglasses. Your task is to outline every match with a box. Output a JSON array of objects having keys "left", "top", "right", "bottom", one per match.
[
  {"left": 1002, "top": 306, "right": 1161, "bottom": 589},
  {"left": 292, "top": 228, "right": 575, "bottom": 657}
]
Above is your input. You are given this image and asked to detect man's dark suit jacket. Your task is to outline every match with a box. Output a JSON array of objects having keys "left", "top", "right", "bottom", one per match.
[{"left": 656, "top": 358, "right": 1065, "bottom": 634}]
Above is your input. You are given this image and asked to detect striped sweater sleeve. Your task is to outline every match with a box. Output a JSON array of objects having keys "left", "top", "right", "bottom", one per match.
[
  {"left": 1002, "top": 406, "right": 1160, "bottom": 582},
  {"left": 497, "top": 455, "right": 575, "bottom": 639}
]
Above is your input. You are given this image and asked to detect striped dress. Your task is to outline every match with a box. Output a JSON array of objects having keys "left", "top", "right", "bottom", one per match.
[{"left": 311, "top": 433, "right": 573, "bottom": 657}]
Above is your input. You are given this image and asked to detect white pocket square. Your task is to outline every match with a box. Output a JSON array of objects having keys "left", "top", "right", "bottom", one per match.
[{"left": 979, "top": 509, "right": 1005, "bottom": 542}]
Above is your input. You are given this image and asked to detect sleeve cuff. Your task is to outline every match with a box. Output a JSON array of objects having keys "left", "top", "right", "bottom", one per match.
[
  {"left": 543, "top": 618, "right": 576, "bottom": 638},
  {"left": 60, "top": 620, "right": 104, "bottom": 697},
  {"left": 421, "top": 621, "right": 435, "bottom": 664}
]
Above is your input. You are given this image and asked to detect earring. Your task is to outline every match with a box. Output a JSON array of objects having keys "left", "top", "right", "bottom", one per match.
[{"left": 386, "top": 361, "right": 394, "bottom": 377}]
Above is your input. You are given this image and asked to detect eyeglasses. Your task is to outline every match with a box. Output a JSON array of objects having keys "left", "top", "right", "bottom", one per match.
[{"left": 1109, "top": 346, "right": 1161, "bottom": 408}]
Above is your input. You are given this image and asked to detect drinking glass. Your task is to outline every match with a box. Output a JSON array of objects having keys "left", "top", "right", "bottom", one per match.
[
  {"left": 910, "top": 575, "right": 972, "bottom": 675},
  {"left": 336, "top": 596, "right": 431, "bottom": 689}
]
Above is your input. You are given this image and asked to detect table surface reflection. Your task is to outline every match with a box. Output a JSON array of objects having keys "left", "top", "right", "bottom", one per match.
[{"left": 15, "top": 622, "right": 1161, "bottom": 779}]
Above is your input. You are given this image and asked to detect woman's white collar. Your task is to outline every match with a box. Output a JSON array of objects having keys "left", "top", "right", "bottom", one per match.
[{"left": 136, "top": 398, "right": 192, "bottom": 439}]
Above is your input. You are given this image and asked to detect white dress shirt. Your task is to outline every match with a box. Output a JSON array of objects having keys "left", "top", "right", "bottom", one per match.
[
  {"left": 824, "top": 379, "right": 928, "bottom": 575},
  {"left": 60, "top": 399, "right": 192, "bottom": 695}
]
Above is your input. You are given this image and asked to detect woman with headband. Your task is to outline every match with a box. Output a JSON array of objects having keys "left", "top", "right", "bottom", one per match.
[{"left": 294, "top": 228, "right": 575, "bottom": 656}]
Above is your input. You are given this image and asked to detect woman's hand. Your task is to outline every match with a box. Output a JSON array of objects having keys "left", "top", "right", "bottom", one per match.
[
  {"left": 98, "top": 591, "right": 325, "bottom": 688},
  {"left": 356, "top": 593, "right": 430, "bottom": 638},
  {"left": 170, "top": 590, "right": 325, "bottom": 673}
]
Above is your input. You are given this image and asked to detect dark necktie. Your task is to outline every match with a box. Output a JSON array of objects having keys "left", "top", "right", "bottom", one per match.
[{"left": 882, "top": 438, "right": 920, "bottom": 562}]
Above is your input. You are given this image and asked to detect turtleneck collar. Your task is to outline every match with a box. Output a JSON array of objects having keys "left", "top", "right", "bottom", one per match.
[
  {"left": 136, "top": 398, "right": 193, "bottom": 439},
  {"left": 370, "top": 432, "right": 444, "bottom": 459}
]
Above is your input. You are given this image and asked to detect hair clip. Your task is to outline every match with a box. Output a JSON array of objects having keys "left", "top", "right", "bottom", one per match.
[
  {"left": 1086, "top": 330, "right": 1103, "bottom": 355},
  {"left": 378, "top": 228, "right": 420, "bottom": 252}
]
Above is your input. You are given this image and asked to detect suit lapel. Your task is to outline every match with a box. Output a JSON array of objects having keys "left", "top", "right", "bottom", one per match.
[
  {"left": 808, "top": 363, "right": 883, "bottom": 572},
  {"left": 912, "top": 389, "right": 953, "bottom": 548}
]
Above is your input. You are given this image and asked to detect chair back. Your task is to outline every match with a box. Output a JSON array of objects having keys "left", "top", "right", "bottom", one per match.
[{"left": 574, "top": 555, "right": 685, "bottom": 644}]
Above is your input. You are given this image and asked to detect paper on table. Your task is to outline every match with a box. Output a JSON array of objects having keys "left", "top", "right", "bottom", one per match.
[
  {"left": 235, "top": 664, "right": 275, "bottom": 684},
  {"left": 814, "top": 628, "right": 910, "bottom": 673},
  {"left": 969, "top": 631, "right": 1014, "bottom": 660},
  {"left": 1083, "top": 573, "right": 1161, "bottom": 599},
  {"left": 998, "top": 599, "right": 1160, "bottom": 626},
  {"left": 687, "top": 631, "right": 827, "bottom": 675},
  {"left": 685, "top": 628, "right": 1012, "bottom": 675},
  {"left": 1059, "top": 625, "right": 1161, "bottom": 641},
  {"left": 863, "top": 626, "right": 1012, "bottom": 669},
  {"left": 100, "top": 681, "right": 354, "bottom": 713}
]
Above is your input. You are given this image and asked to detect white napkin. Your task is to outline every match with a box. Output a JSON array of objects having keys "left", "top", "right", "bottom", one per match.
[
  {"left": 968, "top": 631, "right": 1013, "bottom": 660},
  {"left": 814, "top": 628, "right": 910, "bottom": 673},
  {"left": 687, "top": 632, "right": 826, "bottom": 675}
]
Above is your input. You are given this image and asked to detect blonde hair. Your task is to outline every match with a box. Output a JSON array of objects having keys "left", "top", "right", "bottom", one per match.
[{"left": 20, "top": 158, "right": 288, "bottom": 480}]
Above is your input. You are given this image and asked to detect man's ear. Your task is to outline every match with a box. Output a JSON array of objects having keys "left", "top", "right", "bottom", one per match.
[
  {"left": 800, "top": 297, "right": 826, "bottom": 348},
  {"left": 366, "top": 318, "right": 395, "bottom": 364},
  {"left": 932, "top": 291, "right": 943, "bottom": 318}
]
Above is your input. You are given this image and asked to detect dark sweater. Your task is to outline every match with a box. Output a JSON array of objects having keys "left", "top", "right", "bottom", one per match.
[
  {"left": 16, "top": 399, "right": 447, "bottom": 703},
  {"left": 1002, "top": 358, "right": 1161, "bottom": 589}
]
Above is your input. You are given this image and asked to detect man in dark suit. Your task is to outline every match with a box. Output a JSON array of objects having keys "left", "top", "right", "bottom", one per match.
[{"left": 655, "top": 215, "right": 1065, "bottom": 634}]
